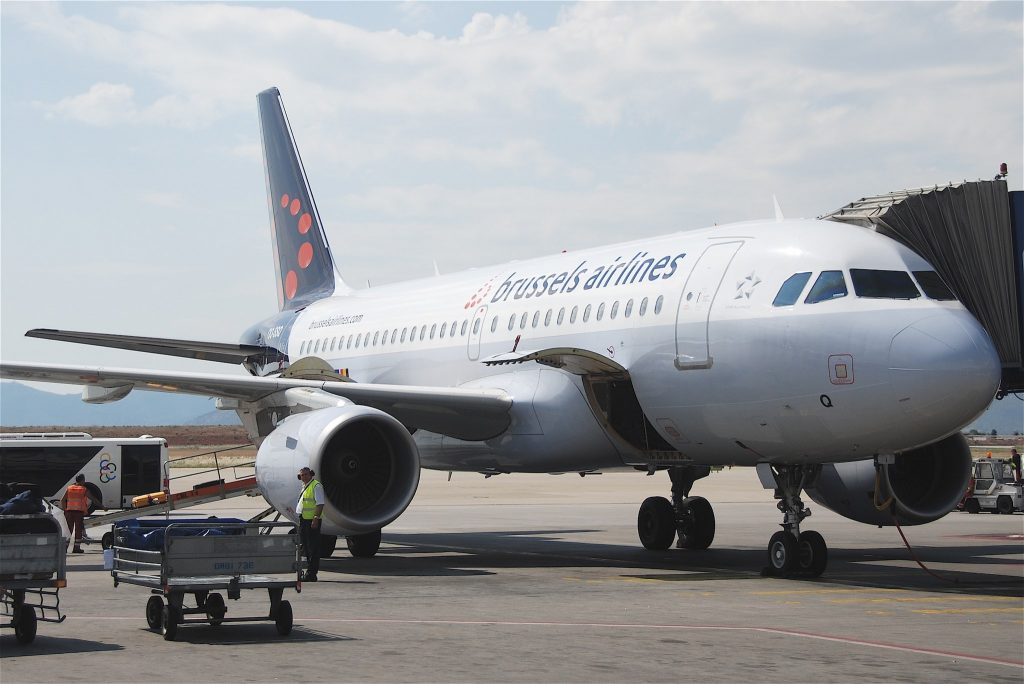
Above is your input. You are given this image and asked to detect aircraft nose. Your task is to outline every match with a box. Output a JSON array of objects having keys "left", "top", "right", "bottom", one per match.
[{"left": 888, "top": 312, "right": 1000, "bottom": 428}]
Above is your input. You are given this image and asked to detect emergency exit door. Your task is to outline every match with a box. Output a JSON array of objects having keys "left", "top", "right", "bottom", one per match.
[{"left": 674, "top": 241, "right": 743, "bottom": 370}]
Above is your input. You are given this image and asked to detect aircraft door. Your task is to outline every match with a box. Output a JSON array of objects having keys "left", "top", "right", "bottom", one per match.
[
  {"left": 674, "top": 241, "right": 743, "bottom": 370},
  {"left": 467, "top": 304, "right": 488, "bottom": 361}
]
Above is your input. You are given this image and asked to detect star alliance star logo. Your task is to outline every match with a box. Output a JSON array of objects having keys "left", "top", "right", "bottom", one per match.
[{"left": 735, "top": 271, "right": 762, "bottom": 299}]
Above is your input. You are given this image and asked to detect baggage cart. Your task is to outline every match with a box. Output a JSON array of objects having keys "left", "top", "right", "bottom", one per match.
[
  {"left": 112, "top": 521, "right": 301, "bottom": 641},
  {"left": 0, "top": 514, "right": 68, "bottom": 645}
]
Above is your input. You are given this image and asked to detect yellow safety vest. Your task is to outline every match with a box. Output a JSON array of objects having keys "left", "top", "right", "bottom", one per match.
[{"left": 300, "top": 479, "right": 322, "bottom": 520}]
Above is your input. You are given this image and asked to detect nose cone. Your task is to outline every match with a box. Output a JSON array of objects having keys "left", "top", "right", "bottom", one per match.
[{"left": 889, "top": 312, "right": 1000, "bottom": 430}]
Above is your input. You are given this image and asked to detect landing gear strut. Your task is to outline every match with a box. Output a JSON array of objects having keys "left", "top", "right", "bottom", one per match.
[
  {"left": 761, "top": 464, "right": 827, "bottom": 578},
  {"left": 637, "top": 466, "right": 715, "bottom": 551}
]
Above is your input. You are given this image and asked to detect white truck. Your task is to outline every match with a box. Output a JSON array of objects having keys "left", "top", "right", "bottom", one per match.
[{"left": 960, "top": 458, "right": 1023, "bottom": 514}]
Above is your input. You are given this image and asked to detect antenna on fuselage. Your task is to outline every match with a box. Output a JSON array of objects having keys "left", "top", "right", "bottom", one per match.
[{"left": 773, "top": 195, "right": 785, "bottom": 222}]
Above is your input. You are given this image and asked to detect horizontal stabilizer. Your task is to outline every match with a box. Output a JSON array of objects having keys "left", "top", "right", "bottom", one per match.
[{"left": 25, "top": 329, "right": 278, "bottom": 365}]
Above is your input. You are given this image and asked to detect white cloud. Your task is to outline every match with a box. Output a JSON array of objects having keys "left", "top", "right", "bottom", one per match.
[{"left": 42, "top": 82, "right": 138, "bottom": 126}]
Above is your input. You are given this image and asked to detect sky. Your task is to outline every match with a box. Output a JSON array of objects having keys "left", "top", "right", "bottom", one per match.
[{"left": 2, "top": 1, "right": 1022, "bottom": 391}]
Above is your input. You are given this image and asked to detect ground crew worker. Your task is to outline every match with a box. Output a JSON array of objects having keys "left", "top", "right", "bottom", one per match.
[
  {"left": 1011, "top": 448, "right": 1022, "bottom": 482},
  {"left": 59, "top": 474, "right": 101, "bottom": 553},
  {"left": 295, "top": 467, "right": 324, "bottom": 581}
]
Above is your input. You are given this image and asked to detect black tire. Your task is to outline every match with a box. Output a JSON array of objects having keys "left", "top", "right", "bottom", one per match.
[
  {"left": 346, "top": 530, "right": 382, "bottom": 558},
  {"left": 637, "top": 496, "right": 675, "bottom": 550},
  {"left": 85, "top": 482, "right": 103, "bottom": 515},
  {"left": 965, "top": 498, "right": 981, "bottom": 514},
  {"left": 768, "top": 531, "right": 798, "bottom": 573},
  {"left": 996, "top": 496, "right": 1014, "bottom": 515},
  {"left": 161, "top": 605, "right": 179, "bottom": 641},
  {"left": 205, "top": 593, "right": 226, "bottom": 627},
  {"left": 14, "top": 605, "right": 37, "bottom": 645},
  {"left": 320, "top": 534, "right": 338, "bottom": 558},
  {"left": 797, "top": 530, "right": 828, "bottom": 577},
  {"left": 146, "top": 596, "right": 164, "bottom": 631},
  {"left": 274, "top": 600, "right": 293, "bottom": 636},
  {"left": 677, "top": 496, "right": 716, "bottom": 550},
  {"left": 101, "top": 531, "right": 115, "bottom": 550}
]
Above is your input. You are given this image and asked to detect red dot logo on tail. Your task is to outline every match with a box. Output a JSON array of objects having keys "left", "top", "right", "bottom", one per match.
[
  {"left": 290, "top": 199, "right": 301, "bottom": 216},
  {"left": 285, "top": 271, "right": 298, "bottom": 299},
  {"left": 280, "top": 194, "right": 290, "bottom": 208},
  {"left": 298, "top": 213, "right": 312, "bottom": 234},
  {"left": 298, "top": 242, "right": 313, "bottom": 269}
]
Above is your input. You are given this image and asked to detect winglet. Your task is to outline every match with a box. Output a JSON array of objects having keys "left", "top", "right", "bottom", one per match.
[{"left": 773, "top": 195, "right": 785, "bottom": 222}]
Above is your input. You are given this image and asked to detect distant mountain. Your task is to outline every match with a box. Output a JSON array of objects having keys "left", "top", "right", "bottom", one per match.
[
  {"left": 967, "top": 396, "right": 1023, "bottom": 435},
  {"left": 0, "top": 381, "right": 240, "bottom": 426}
]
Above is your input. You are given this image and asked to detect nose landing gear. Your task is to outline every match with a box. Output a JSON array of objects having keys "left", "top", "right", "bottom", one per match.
[{"left": 760, "top": 464, "right": 827, "bottom": 578}]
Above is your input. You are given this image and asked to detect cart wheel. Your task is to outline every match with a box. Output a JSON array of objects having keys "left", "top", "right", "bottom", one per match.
[
  {"left": 205, "top": 592, "right": 227, "bottom": 627},
  {"left": 274, "top": 599, "right": 293, "bottom": 636},
  {"left": 101, "top": 531, "right": 115, "bottom": 550},
  {"left": 14, "top": 605, "right": 38, "bottom": 645},
  {"left": 161, "top": 605, "right": 179, "bottom": 641},
  {"left": 146, "top": 596, "right": 164, "bottom": 631}
]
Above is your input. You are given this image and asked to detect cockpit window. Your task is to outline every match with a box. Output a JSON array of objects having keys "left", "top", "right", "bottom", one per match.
[
  {"left": 912, "top": 271, "right": 956, "bottom": 301},
  {"left": 804, "top": 270, "right": 848, "bottom": 304},
  {"left": 773, "top": 272, "right": 812, "bottom": 307},
  {"left": 850, "top": 269, "right": 920, "bottom": 299}
]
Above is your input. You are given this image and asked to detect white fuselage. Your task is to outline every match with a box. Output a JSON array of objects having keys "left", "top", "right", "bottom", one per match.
[{"left": 275, "top": 219, "right": 999, "bottom": 473}]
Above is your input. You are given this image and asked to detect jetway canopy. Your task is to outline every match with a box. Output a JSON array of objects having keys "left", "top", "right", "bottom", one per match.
[{"left": 822, "top": 180, "right": 1023, "bottom": 395}]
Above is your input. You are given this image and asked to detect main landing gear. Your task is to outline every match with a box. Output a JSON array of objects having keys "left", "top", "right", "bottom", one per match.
[
  {"left": 760, "top": 464, "right": 827, "bottom": 578},
  {"left": 637, "top": 466, "right": 716, "bottom": 552}
]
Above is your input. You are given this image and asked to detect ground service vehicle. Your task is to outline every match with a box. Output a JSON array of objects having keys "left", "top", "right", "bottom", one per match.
[
  {"left": 961, "top": 458, "right": 1022, "bottom": 514},
  {"left": 0, "top": 433, "right": 168, "bottom": 511}
]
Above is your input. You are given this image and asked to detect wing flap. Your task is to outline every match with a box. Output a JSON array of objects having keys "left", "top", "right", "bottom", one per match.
[{"left": 1, "top": 362, "right": 511, "bottom": 441}]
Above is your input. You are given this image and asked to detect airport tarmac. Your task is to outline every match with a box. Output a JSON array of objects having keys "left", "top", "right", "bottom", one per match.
[{"left": 2, "top": 467, "right": 1022, "bottom": 683}]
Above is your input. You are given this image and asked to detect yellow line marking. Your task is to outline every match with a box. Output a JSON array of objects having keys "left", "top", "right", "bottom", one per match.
[
  {"left": 828, "top": 596, "right": 1022, "bottom": 605},
  {"left": 912, "top": 608, "right": 1024, "bottom": 615}
]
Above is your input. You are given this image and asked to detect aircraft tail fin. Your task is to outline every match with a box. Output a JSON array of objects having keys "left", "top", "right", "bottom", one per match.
[{"left": 257, "top": 87, "right": 350, "bottom": 311}]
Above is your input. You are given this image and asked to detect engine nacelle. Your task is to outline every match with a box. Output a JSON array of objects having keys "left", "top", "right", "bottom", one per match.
[
  {"left": 256, "top": 405, "right": 420, "bottom": 534},
  {"left": 805, "top": 434, "right": 972, "bottom": 526}
]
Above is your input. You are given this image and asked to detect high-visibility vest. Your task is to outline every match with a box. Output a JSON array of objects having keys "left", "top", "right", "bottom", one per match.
[
  {"left": 65, "top": 484, "right": 90, "bottom": 513},
  {"left": 300, "top": 479, "right": 322, "bottom": 520}
]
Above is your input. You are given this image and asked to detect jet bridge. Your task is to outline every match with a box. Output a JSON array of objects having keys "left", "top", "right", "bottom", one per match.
[{"left": 822, "top": 179, "right": 1024, "bottom": 396}]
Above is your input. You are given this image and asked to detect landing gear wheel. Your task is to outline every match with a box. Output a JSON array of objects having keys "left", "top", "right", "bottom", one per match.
[
  {"left": 274, "top": 599, "right": 293, "bottom": 636},
  {"left": 965, "top": 498, "right": 980, "bottom": 514},
  {"left": 320, "top": 534, "right": 338, "bottom": 558},
  {"left": 14, "top": 605, "right": 37, "bottom": 645},
  {"left": 638, "top": 496, "right": 675, "bottom": 550},
  {"left": 996, "top": 496, "right": 1014, "bottom": 515},
  {"left": 768, "top": 531, "right": 798, "bottom": 574},
  {"left": 146, "top": 596, "right": 164, "bottom": 631},
  {"left": 205, "top": 592, "right": 226, "bottom": 626},
  {"left": 161, "top": 605, "right": 180, "bottom": 641},
  {"left": 346, "top": 530, "right": 381, "bottom": 558},
  {"left": 796, "top": 530, "right": 828, "bottom": 577},
  {"left": 677, "top": 496, "right": 715, "bottom": 550}
]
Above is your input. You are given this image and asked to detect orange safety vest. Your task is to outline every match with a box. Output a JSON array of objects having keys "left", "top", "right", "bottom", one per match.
[{"left": 65, "top": 484, "right": 90, "bottom": 512}]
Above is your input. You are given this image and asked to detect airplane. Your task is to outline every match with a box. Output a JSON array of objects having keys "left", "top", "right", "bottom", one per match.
[{"left": 1, "top": 87, "right": 1001, "bottom": 576}]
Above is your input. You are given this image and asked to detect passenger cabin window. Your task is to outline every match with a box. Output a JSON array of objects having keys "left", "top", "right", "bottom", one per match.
[
  {"left": 490, "top": 317, "right": 498, "bottom": 333},
  {"left": 531, "top": 311, "right": 540, "bottom": 328},
  {"left": 610, "top": 301, "right": 619, "bottom": 319},
  {"left": 804, "top": 271, "right": 848, "bottom": 304},
  {"left": 472, "top": 319, "right": 481, "bottom": 334},
  {"left": 639, "top": 297, "right": 648, "bottom": 316},
  {"left": 624, "top": 299, "right": 633, "bottom": 318},
  {"left": 654, "top": 295, "right": 664, "bottom": 314},
  {"left": 440, "top": 322, "right": 447, "bottom": 338},
  {"left": 850, "top": 269, "right": 920, "bottom": 299},
  {"left": 570, "top": 306, "right": 578, "bottom": 324},
  {"left": 583, "top": 304, "right": 592, "bottom": 322},
  {"left": 913, "top": 271, "right": 956, "bottom": 301},
  {"left": 430, "top": 324, "right": 437, "bottom": 340},
  {"left": 508, "top": 315, "right": 515, "bottom": 331},
  {"left": 544, "top": 310, "right": 552, "bottom": 327},
  {"left": 461, "top": 321, "right": 468, "bottom": 336},
  {"left": 773, "top": 272, "right": 812, "bottom": 307},
  {"left": 596, "top": 303, "right": 605, "bottom": 321},
  {"left": 557, "top": 308, "right": 565, "bottom": 325}
]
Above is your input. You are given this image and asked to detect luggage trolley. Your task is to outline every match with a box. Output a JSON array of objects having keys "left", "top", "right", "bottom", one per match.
[
  {"left": 112, "top": 521, "right": 301, "bottom": 641},
  {"left": 0, "top": 514, "right": 68, "bottom": 645}
]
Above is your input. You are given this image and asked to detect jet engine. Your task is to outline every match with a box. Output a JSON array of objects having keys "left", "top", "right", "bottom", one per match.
[
  {"left": 805, "top": 434, "right": 972, "bottom": 526},
  {"left": 256, "top": 404, "right": 420, "bottom": 534}
]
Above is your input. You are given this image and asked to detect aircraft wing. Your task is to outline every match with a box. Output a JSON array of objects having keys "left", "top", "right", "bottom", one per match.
[{"left": 0, "top": 362, "right": 512, "bottom": 441}]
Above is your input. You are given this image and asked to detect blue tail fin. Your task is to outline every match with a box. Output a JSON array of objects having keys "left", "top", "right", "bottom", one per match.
[{"left": 257, "top": 87, "right": 349, "bottom": 311}]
